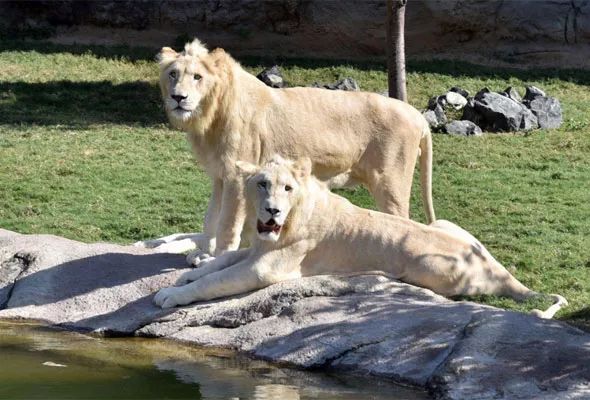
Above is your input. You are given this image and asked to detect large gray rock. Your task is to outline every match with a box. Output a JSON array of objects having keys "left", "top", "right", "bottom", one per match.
[
  {"left": 449, "top": 87, "right": 469, "bottom": 99},
  {"left": 429, "top": 312, "right": 590, "bottom": 400},
  {"left": 423, "top": 104, "right": 447, "bottom": 130},
  {"left": 0, "top": 231, "right": 186, "bottom": 333},
  {"left": 523, "top": 85, "right": 547, "bottom": 102},
  {"left": 1, "top": 231, "right": 590, "bottom": 400},
  {"left": 445, "top": 91, "right": 468, "bottom": 110},
  {"left": 502, "top": 86, "right": 522, "bottom": 103},
  {"left": 521, "top": 105, "right": 540, "bottom": 131},
  {"left": 256, "top": 65, "right": 285, "bottom": 88},
  {"left": 444, "top": 120, "right": 482, "bottom": 136},
  {"left": 312, "top": 77, "right": 360, "bottom": 91},
  {"left": 527, "top": 96, "right": 563, "bottom": 129},
  {"left": 461, "top": 97, "right": 485, "bottom": 128},
  {"left": 470, "top": 91, "right": 539, "bottom": 132}
]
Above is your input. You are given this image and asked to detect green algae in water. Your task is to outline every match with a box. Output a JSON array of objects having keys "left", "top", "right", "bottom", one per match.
[
  {"left": 0, "top": 322, "right": 428, "bottom": 399},
  {"left": 0, "top": 322, "right": 200, "bottom": 399}
]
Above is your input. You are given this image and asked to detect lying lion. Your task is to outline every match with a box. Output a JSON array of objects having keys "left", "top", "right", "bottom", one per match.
[
  {"left": 154, "top": 156, "right": 567, "bottom": 319},
  {"left": 137, "top": 39, "right": 435, "bottom": 259}
]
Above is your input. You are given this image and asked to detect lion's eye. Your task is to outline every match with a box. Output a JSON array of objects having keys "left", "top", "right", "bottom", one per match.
[
  {"left": 258, "top": 181, "right": 267, "bottom": 190},
  {"left": 194, "top": 74, "right": 202, "bottom": 81},
  {"left": 285, "top": 185, "right": 292, "bottom": 192},
  {"left": 169, "top": 71, "right": 177, "bottom": 79}
]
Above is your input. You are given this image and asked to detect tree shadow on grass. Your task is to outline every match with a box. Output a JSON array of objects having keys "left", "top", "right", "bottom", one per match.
[
  {"left": 0, "top": 80, "right": 166, "bottom": 128},
  {"left": 0, "top": 40, "right": 158, "bottom": 63}
]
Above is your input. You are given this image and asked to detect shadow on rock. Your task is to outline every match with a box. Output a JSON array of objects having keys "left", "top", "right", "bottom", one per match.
[{"left": 3, "top": 252, "right": 186, "bottom": 308}]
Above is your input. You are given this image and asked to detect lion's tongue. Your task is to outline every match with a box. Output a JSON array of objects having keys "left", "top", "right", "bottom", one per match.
[{"left": 257, "top": 220, "right": 281, "bottom": 233}]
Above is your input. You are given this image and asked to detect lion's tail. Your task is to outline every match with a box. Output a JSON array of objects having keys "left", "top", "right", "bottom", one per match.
[
  {"left": 419, "top": 122, "right": 436, "bottom": 224},
  {"left": 528, "top": 293, "right": 568, "bottom": 319}
]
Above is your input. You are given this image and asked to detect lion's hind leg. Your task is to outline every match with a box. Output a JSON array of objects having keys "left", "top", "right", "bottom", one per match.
[
  {"left": 368, "top": 173, "right": 411, "bottom": 219},
  {"left": 430, "top": 220, "right": 568, "bottom": 319},
  {"left": 133, "top": 232, "right": 205, "bottom": 254}
]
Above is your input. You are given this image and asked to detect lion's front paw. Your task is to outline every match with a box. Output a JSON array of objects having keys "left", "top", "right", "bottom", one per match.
[
  {"left": 175, "top": 270, "right": 203, "bottom": 286},
  {"left": 186, "top": 250, "right": 215, "bottom": 267},
  {"left": 154, "top": 286, "right": 192, "bottom": 309}
]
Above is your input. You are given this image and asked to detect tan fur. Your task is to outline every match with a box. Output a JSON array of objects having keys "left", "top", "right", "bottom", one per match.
[
  {"left": 154, "top": 157, "right": 567, "bottom": 320},
  {"left": 150, "top": 38, "right": 435, "bottom": 256}
]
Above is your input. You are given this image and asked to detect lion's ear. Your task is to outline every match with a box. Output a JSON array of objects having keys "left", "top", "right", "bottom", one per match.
[
  {"left": 156, "top": 47, "right": 178, "bottom": 67},
  {"left": 293, "top": 157, "right": 312, "bottom": 178},
  {"left": 235, "top": 160, "right": 259, "bottom": 176},
  {"left": 209, "top": 48, "right": 228, "bottom": 67}
]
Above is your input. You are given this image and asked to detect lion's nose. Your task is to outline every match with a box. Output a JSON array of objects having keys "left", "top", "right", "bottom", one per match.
[
  {"left": 265, "top": 208, "right": 280, "bottom": 216},
  {"left": 171, "top": 94, "right": 187, "bottom": 103}
]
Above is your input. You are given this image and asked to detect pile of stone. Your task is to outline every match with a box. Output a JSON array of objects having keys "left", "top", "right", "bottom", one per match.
[
  {"left": 257, "top": 66, "right": 361, "bottom": 92},
  {"left": 423, "top": 86, "right": 563, "bottom": 136}
]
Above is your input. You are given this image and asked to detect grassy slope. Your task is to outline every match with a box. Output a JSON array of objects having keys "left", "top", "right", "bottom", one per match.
[{"left": 0, "top": 42, "right": 588, "bottom": 327}]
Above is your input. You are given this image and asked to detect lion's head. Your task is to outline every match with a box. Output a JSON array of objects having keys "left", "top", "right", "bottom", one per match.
[
  {"left": 237, "top": 156, "right": 313, "bottom": 242},
  {"left": 156, "top": 39, "right": 229, "bottom": 124}
]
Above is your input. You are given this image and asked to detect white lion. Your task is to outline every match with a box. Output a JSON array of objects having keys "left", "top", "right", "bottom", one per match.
[
  {"left": 154, "top": 156, "right": 567, "bottom": 319},
  {"left": 136, "top": 38, "right": 435, "bottom": 261}
]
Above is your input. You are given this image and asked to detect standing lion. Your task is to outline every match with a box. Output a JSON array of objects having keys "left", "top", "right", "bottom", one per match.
[{"left": 137, "top": 39, "right": 435, "bottom": 259}]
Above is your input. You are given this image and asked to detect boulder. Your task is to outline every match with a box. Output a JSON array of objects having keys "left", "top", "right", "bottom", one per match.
[
  {"left": 423, "top": 103, "right": 447, "bottom": 130},
  {"left": 449, "top": 86, "right": 469, "bottom": 99},
  {"left": 312, "top": 77, "right": 359, "bottom": 91},
  {"left": 520, "top": 105, "right": 540, "bottom": 130},
  {"left": 523, "top": 85, "right": 547, "bottom": 102},
  {"left": 472, "top": 91, "right": 537, "bottom": 132},
  {"left": 2, "top": 230, "right": 590, "bottom": 400},
  {"left": 0, "top": 231, "right": 185, "bottom": 333},
  {"left": 445, "top": 91, "right": 468, "bottom": 110},
  {"left": 502, "top": 86, "right": 522, "bottom": 103},
  {"left": 444, "top": 120, "right": 483, "bottom": 136},
  {"left": 461, "top": 97, "right": 485, "bottom": 128},
  {"left": 527, "top": 96, "right": 563, "bottom": 129},
  {"left": 256, "top": 65, "right": 285, "bottom": 88},
  {"left": 427, "top": 95, "right": 447, "bottom": 110}
]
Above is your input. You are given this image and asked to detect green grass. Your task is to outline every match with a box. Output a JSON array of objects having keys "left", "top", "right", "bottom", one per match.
[{"left": 0, "top": 41, "right": 589, "bottom": 329}]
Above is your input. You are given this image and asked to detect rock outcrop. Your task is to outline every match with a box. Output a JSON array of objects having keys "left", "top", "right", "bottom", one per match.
[
  {"left": 1, "top": 1, "right": 588, "bottom": 68},
  {"left": 1, "top": 229, "right": 590, "bottom": 400}
]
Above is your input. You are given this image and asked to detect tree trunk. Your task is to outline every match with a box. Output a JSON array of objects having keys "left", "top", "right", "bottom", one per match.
[{"left": 386, "top": 0, "right": 407, "bottom": 102}]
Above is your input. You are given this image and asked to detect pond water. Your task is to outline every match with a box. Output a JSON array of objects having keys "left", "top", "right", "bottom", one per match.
[{"left": 0, "top": 321, "right": 428, "bottom": 400}]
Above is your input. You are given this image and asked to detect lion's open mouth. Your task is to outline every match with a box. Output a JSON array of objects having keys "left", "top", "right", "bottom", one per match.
[{"left": 257, "top": 219, "right": 282, "bottom": 234}]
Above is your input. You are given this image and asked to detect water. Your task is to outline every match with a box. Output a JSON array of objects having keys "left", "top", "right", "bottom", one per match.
[{"left": 0, "top": 321, "right": 428, "bottom": 400}]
